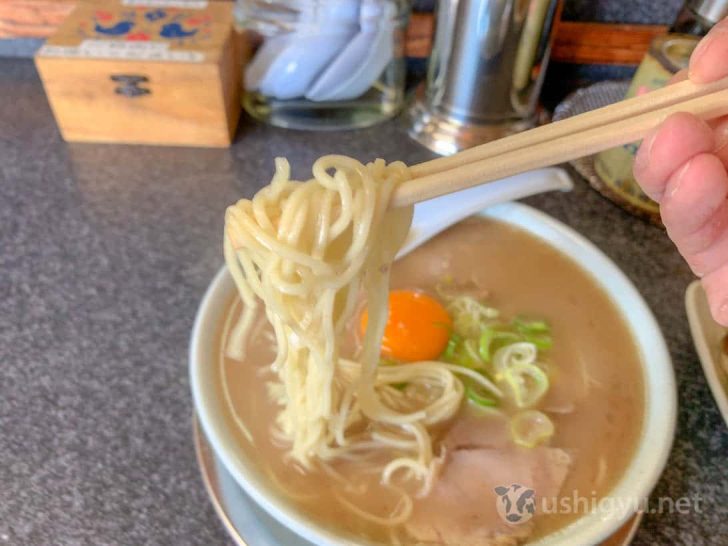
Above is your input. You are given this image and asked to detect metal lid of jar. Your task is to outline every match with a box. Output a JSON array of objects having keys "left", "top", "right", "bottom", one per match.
[{"left": 689, "top": 0, "right": 728, "bottom": 25}]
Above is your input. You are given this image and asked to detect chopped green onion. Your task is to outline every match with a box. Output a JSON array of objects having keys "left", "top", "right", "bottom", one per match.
[
  {"left": 523, "top": 333, "right": 553, "bottom": 350},
  {"left": 490, "top": 331, "right": 521, "bottom": 356},
  {"left": 500, "top": 362, "right": 549, "bottom": 408},
  {"left": 441, "top": 334, "right": 485, "bottom": 369},
  {"left": 462, "top": 338, "right": 484, "bottom": 369},
  {"left": 478, "top": 328, "right": 497, "bottom": 362},
  {"left": 466, "top": 385, "right": 498, "bottom": 407},
  {"left": 512, "top": 318, "right": 552, "bottom": 350},
  {"left": 447, "top": 295, "right": 499, "bottom": 338},
  {"left": 442, "top": 333, "right": 462, "bottom": 361},
  {"left": 478, "top": 328, "right": 520, "bottom": 363},
  {"left": 492, "top": 342, "right": 538, "bottom": 375},
  {"left": 513, "top": 317, "right": 550, "bottom": 334},
  {"left": 436, "top": 299, "right": 554, "bottom": 415},
  {"left": 510, "top": 410, "right": 554, "bottom": 448}
]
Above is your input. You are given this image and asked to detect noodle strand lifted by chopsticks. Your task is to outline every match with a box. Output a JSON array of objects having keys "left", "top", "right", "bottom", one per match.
[{"left": 223, "top": 155, "right": 501, "bottom": 524}]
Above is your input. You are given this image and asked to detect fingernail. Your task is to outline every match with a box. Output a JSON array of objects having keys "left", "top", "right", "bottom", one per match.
[
  {"left": 688, "top": 36, "right": 712, "bottom": 79},
  {"left": 715, "top": 124, "right": 728, "bottom": 151},
  {"left": 669, "top": 159, "right": 692, "bottom": 198},
  {"left": 690, "top": 37, "right": 710, "bottom": 64},
  {"left": 633, "top": 130, "right": 657, "bottom": 175}
]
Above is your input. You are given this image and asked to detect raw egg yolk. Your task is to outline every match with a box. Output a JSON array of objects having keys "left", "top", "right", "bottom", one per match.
[{"left": 360, "top": 290, "right": 452, "bottom": 362}]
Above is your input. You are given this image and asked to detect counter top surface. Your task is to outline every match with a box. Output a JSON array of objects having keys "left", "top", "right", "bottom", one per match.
[{"left": 1, "top": 58, "right": 726, "bottom": 545}]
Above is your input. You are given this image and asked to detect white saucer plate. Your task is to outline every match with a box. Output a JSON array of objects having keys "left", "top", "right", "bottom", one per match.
[{"left": 686, "top": 280, "right": 728, "bottom": 427}]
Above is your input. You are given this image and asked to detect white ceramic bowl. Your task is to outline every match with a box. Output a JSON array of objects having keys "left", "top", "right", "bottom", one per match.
[{"left": 190, "top": 202, "right": 677, "bottom": 546}]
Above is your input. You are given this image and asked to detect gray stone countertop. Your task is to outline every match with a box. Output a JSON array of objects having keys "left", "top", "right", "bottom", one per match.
[{"left": 1, "top": 58, "right": 726, "bottom": 546}]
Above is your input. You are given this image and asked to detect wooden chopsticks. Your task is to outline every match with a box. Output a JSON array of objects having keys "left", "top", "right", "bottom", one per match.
[{"left": 391, "top": 75, "right": 728, "bottom": 208}]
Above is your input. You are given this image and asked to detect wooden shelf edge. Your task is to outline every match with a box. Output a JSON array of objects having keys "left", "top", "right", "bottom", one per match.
[
  {"left": 1, "top": 2, "right": 667, "bottom": 66},
  {"left": 406, "top": 17, "right": 667, "bottom": 66},
  {"left": 552, "top": 21, "right": 667, "bottom": 65}
]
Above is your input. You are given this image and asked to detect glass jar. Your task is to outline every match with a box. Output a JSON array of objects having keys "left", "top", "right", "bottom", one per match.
[
  {"left": 593, "top": 35, "right": 698, "bottom": 223},
  {"left": 236, "top": 0, "right": 410, "bottom": 130}
]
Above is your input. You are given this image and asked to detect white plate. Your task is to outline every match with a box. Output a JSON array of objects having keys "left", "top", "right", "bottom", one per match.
[
  {"left": 685, "top": 280, "right": 728, "bottom": 426},
  {"left": 190, "top": 201, "right": 676, "bottom": 546}
]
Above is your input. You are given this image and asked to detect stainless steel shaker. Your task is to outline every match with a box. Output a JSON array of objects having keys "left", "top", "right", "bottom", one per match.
[{"left": 409, "top": 0, "right": 559, "bottom": 155}]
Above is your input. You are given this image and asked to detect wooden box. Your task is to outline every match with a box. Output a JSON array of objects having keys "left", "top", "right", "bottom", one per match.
[{"left": 34, "top": 0, "right": 242, "bottom": 147}]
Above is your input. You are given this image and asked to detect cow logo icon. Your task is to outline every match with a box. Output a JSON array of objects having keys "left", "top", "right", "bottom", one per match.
[{"left": 494, "top": 484, "right": 536, "bottom": 524}]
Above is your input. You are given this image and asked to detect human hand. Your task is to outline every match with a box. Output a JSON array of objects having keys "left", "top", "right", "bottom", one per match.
[{"left": 633, "top": 18, "right": 728, "bottom": 326}]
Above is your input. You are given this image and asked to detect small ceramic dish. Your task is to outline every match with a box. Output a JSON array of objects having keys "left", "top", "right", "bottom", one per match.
[{"left": 685, "top": 280, "right": 728, "bottom": 426}]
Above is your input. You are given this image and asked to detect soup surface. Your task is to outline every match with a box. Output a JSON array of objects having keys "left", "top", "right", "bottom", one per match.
[{"left": 216, "top": 217, "right": 645, "bottom": 545}]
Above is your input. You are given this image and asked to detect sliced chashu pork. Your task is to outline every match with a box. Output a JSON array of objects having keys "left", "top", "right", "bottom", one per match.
[
  {"left": 441, "top": 410, "right": 512, "bottom": 451},
  {"left": 406, "top": 445, "right": 572, "bottom": 546}
]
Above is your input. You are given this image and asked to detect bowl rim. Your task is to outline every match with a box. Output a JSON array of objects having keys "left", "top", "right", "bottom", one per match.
[{"left": 190, "top": 201, "right": 676, "bottom": 546}]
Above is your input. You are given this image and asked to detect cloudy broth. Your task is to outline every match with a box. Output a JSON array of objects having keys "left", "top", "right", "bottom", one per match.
[{"left": 215, "top": 217, "right": 645, "bottom": 544}]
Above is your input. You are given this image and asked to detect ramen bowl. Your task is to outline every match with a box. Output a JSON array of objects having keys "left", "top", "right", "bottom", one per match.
[{"left": 190, "top": 201, "right": 676, "bottom": 546}]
